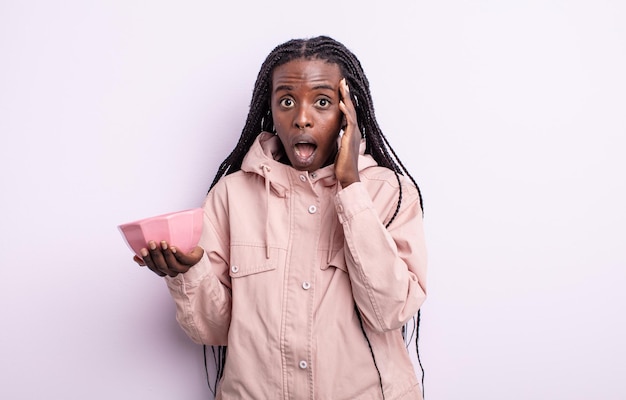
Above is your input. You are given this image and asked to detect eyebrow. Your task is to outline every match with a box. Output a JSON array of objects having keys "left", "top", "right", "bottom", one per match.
[{"left": 273, "top": 85, "right": 293, "bottom": 93}]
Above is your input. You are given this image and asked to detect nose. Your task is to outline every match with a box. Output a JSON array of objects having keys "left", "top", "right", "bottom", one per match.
[{"left": 294, "top": 106, "right": 312, "bottom": 130}]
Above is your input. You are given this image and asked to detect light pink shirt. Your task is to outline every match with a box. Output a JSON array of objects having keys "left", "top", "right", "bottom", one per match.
[{"left": 166, "top": 133, "right": 427, "bottom": 400}]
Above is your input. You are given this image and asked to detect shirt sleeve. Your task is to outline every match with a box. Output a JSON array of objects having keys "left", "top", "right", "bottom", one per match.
[
  {"left": 335, "top": 181, "right": 427, "bottom": 332},
  {"left": 164, "top": 192, "right": 232, "bottom": 345}
]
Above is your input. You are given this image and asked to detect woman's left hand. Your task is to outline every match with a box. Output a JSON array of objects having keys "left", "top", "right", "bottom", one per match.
[
  {"left": 133, "top": 241, "right": 204, "bottom": 277},
  {"left": 335, "top": 78, "right": 361, "bottom": 188}
]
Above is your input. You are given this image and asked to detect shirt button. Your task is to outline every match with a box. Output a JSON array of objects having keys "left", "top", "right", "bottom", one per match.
[
  {"left": 231, "top": 265, "right": 239, "bottom": 273},
  {"left": 302, "top": 281, "right": 311, "bottom": 290},
  {"left": 299, "top": 175, "right": 306, "bottom": 182},
  {"left": 299, "top": 360, "right": 308, "bottom": 369},
  {"left": 308, "top": 205, "right": 317, "bottom": 214}
]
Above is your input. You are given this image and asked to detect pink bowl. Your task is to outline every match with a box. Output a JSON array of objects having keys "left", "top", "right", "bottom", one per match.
[{"left": 118, "top": 208, "right": 203, "bottom": 258}]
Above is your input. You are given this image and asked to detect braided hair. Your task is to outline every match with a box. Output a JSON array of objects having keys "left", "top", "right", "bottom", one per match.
[
  {"left": 209, "top": 36, "right": 422, "bottom": 216},
  {"left": 206, "top": 35, "right": 425, "bottom": 398}
]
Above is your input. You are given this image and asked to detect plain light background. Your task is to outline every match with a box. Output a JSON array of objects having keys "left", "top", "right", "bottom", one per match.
[{"left": 1, "top": 1, "right": 625, "bottom": 399}]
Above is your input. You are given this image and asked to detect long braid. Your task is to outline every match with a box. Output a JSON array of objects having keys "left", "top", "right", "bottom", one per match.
[
  {"left": 355, "top": 305, "right": 385, "bottom": 400},
  {"left": 205, "top": 36, "right": 425, "bottom": 398}
]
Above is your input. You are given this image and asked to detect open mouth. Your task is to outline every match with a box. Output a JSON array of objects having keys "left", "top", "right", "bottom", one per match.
[{"left": 294, "top": 142, "right": 317, "bottom": 162}]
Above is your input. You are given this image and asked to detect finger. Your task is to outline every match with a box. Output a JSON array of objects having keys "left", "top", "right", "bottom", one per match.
[
  {"left": 160, "top": 241, "right": 189, "bottom": 276},
  {"left": 151, "top": 240, "right": 176, "bottom": 276},
  {"left": 338, "top": 101, "right": 360, "bottom": 145},
  {"left": 133, "top": 255, "right": 146, "bottom": 266},
  {"left": 339, "top": 104, "right": 353, "bottom": 132},
  {"left": 140, "top": 247, "right": 167, "bottom": 277},
  {"left": 172, "top": 245, "right": 204, "bottom": 266},
  {"left": 340, "top": 79, "right": 357, "bottom": 112},
  {"left": 339, "top": 78, "right": 349, "bottom": 101},
  {"left": 338, "top": 95, "right": 358, "bottom": 132},
  {"left": 147, "top": 241, "right": 171, "bottom": 276}
]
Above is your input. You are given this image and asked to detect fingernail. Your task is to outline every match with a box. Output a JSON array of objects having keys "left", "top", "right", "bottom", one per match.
[
  {"left": 171, "top": 247, "right": 177, "bottom": 254},
  {"left": 140, "top": 248, "right": 148, "bottom": 257},
  {"left": 149, "top": 241, "right": 156, "bottom": 250},
  {"left": 161, "top": 241, "right": 168, "bottom": 250}
]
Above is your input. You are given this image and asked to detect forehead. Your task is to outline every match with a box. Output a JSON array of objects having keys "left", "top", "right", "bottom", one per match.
[{"left": 271, "top": 58, "right": 342, "bottom": 88}]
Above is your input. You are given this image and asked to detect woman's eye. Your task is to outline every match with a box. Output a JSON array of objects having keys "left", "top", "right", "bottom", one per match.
[
  {"left": 316, "top": 98, "right": 330, "bottom": 107},
  {"left": 280, "top": 98, "right": 294, "bottom": 108}
]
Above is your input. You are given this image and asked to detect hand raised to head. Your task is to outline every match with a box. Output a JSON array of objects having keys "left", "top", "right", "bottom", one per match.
[{"left": 336, "top": 78, "right": 361, "bottom": 188}]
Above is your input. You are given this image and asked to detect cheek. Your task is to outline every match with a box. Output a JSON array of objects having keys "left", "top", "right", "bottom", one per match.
[
  {"left": 326, "top": 114, "right": 343, "bottom": 134},
  {"left": 332, "top": 109, "right": 344, "bottom": 127},
  {"left": 271, "top": 110, "right": 288, "bottom": 131},
  {"left": 321, "top": 130, "right": 340, "bottom": 150}
]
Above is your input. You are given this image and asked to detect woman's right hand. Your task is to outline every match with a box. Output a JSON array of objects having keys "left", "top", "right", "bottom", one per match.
[{"left": 132, "top": 241, "right": 204, "bottom": 277}]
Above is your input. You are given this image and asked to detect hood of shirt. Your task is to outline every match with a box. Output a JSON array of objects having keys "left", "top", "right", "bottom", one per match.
[{"left": 238, "top": 131, "right": 378, "bottom": 260}]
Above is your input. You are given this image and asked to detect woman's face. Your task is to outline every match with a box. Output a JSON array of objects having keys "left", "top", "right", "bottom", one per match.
[{"left": 270, "top": 58, "right": 344, "bottom": 172}]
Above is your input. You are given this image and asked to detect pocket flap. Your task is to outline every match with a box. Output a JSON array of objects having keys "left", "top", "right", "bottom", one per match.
[{"left": 229, "top": 245, "right": 278, "bottom": 278}]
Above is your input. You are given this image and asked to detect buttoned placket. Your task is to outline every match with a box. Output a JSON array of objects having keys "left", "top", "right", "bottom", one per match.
[{"left": 281, "top": 170, "right": 320, "bottom": 396}]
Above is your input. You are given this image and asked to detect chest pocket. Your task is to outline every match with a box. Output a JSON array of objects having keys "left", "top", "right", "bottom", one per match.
[{"left": 229, "top": 245, "right": 279, "bottom": 278}]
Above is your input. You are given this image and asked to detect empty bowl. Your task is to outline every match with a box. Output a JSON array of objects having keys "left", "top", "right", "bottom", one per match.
[{"left": 118, "top": 208, "right": 203, "bottom": 258}]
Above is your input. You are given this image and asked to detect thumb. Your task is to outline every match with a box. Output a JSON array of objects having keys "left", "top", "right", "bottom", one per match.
[
  {"left": 172, "top": 245, "right": 204, "bottom": 266},
  {"left": 133, "top": 255, "right": 146, "bottom": 266}
]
